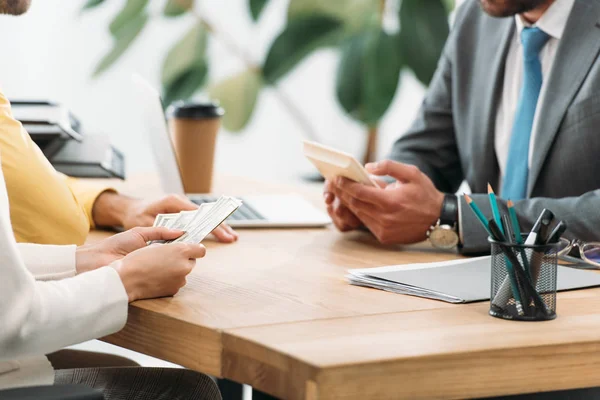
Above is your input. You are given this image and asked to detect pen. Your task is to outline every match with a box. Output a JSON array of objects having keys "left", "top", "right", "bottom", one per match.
[
  {"left": 488, "top": 184, "right": 504, "bottom": 235},
  {"left": 530, "top": 210, "right": 555, "bottom": 285},
  {"left": 547, "top": 221, "right": 567, "bottom": 244},
  {"left": 507, "top": 200, "right": 530, "bottom": 274},
  {"left": 537, "top": 215, "right": 554, "bottom": 245},
  {"left": 464, "top": 194, "right": 492, "bottom": 235},
  {"left": 507, "top": 200, "right": 524, "bottom": 244},
  {"left": 526, "top": 210, "right": 554, "bottom": 288},
  {"left": 525, "top": 209, "right": 555, "bottom": 246}
]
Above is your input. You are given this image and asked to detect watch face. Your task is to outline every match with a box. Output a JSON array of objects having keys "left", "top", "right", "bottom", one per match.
[{"left": 429, "top": 226, "right": 459, "bottom": 249}]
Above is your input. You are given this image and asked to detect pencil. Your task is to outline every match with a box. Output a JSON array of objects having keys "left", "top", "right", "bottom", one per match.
[
  {"left": 488, "top": 184, "right": 504, "bottom": 235},
  {"left": 507, "top": 200, "right": 531, "bottom": 275},
  {"left": 502, "top": 214, "right": 515, "bottom": 244},
  {"left": 464, "top": 194, "right": 491, "bottom": 235},
  {"left": 507, "top": 200, "right": 523, "bottom": 244}
]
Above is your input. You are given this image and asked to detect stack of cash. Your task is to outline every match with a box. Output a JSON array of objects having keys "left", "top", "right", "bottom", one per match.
[{"left": 152, "top": 196, "right": 242, "bottom": 244}]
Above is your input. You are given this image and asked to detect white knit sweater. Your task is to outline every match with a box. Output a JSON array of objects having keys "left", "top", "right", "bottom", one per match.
[{"left": 0, "top": 158, "right": 128, "bottom": 389}]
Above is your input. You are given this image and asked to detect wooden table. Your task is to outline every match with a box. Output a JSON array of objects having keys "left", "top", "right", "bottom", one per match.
[{"left": 91, "top": 175, "right": 600, "bottom": 400}]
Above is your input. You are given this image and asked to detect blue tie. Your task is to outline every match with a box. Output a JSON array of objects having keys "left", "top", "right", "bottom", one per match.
[{"left": 501, "top": 27, "right": 550, "bottom": 200}]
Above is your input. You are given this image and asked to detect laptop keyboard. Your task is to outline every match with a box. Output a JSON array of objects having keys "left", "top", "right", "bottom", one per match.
[{"left": 191, "top": 196, "right": 266, "bottom": 221}]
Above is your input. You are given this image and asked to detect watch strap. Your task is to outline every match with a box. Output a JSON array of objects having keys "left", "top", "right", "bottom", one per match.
[{"left": 440, "top": 194, "right": 459, "bottom": 226}]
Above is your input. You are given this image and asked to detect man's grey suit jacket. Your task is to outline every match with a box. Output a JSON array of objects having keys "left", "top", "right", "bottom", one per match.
[{"left": 389, "top": 0, "right": 600, "bottom": 254}]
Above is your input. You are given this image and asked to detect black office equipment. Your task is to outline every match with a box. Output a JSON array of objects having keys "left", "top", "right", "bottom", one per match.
[
  {"left": 10, "top": 100, "right": 125, "bottom": 179},
  {"left": 51, "top": 135, "right": 125, "bottom": 180}
]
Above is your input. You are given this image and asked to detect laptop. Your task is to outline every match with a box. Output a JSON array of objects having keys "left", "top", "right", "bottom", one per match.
[{"left": 133, "top": 75, "right": 331, "bottom": 228}]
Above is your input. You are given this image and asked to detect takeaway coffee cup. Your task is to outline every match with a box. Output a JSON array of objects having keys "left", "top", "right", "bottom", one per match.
[{"left": 167, "top": 102, "right": 224, "bottom": 193}]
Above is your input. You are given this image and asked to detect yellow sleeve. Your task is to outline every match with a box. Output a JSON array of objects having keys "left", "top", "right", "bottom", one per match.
[
  {"left": 62, "top": 174, "right": 115, "bottom": 230},
  {"left": 0, "top": 91, "right": 113, "bottom": 245}
]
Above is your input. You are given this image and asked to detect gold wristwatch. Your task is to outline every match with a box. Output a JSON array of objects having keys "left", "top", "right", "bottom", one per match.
[{"left": 427, "top": 194, "right": 459, "bottom": 249}]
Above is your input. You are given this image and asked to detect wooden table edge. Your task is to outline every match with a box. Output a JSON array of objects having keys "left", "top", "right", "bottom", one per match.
[
  {"left": 101, "top": 304, "right": 223, "bottom": 377},
  {"left": 221, "top": 317, "right": 600, "bottom": 399}
]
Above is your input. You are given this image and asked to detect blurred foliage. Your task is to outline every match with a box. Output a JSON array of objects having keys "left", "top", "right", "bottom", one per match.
[
  {"left": 161, "top": 23, "right": 208, "bottom": 105},
  {"left": 84, "top": 0, "right": 451, "bottom": 133},
  {"left": 262, "top": 14, "right": 344, "bottom": 83},
  {"left": 163, "top": 0, "right": 193, "bottom": 16},
  {"left": 209, "top": 69, "right": 263, "bottom": 132}
]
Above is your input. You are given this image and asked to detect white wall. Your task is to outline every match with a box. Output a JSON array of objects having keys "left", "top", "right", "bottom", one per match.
[{"left": 0, "top": 0, "right": 427, "bottom": 182}]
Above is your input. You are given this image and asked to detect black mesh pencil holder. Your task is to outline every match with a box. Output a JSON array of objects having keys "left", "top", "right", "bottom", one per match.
[{"left": 489, "top": 236, "right": 558, "bottom": 321}]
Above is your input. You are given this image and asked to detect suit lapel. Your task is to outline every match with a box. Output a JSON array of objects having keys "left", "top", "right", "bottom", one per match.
[
  {"left": 527, "top": 0, "right": 600, "bottom": 195},
  {"left": 473, "top": 18, "right": 514, "bottom": 192}
]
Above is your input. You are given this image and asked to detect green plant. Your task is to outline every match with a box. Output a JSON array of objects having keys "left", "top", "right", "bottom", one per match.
[{"left": 83, "top": 0, "right": 452, "bottom": 163}]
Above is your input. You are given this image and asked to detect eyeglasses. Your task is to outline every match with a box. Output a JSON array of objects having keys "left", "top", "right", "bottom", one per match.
[{"left": 556, "top": 238, "right": 600, "bottom": 268}]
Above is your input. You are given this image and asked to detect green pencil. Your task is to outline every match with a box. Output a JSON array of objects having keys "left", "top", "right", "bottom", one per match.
[
  {"left": 464, "top": 194, "right": 492, "bottom": 236},
  {"left": 508, "top": 199, "right": 531, "bottom": 274},
  {"left": 487, "top": 183, "right": 504, "bottom": 235},
  {"left": 507, "top": 200, "right": 523, "bottom": 244}
]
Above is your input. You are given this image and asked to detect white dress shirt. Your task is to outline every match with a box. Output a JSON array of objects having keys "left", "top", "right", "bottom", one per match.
[
  {"left": 0, "top": 156, "right": 128, "bottom": 389},
  {"left": 494, "top": 0, "right": 575, "bottom": 191}
]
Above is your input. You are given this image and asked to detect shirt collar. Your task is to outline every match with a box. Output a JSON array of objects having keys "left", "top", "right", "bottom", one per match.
[{"left": 514, "top": 0, "right": 575, "bottom": 40}]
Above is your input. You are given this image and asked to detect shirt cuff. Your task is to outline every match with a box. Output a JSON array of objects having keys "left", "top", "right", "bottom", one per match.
[
  {"left": 89, "top": 266, "right": 129, "bottom": 332},
  {"left": 457, "top": 196, "right": 464, "bottom": 245},
  {"left": 17, "top": 243, "right": 77, "bottom": 281},
  {"left": 64, "top": 176, "right": 116, "bottom": 229}
]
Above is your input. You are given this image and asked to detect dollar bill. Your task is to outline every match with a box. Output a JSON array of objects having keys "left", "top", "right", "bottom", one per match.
[
  {"left": 151, "top": 196, "right": 241, "bottom": 245},
  {"left": 168, "top": 210, "right": 198, "bottom": 231},
  {"left": 171, "top": 205, "right": 213, "bottom": 231},
  {"left": 153, "top": 213, "right": 179, "bottom": 228},
  {"left": 171, "top": 196, "right": 241, "bottom": 244}
]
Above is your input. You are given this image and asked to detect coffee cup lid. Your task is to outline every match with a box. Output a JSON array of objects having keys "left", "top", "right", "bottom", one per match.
[{"left": 167, "top": 101, "right": 225, "bottom": 119}]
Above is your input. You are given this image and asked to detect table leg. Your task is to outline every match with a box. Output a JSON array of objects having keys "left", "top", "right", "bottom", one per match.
[
  {"left": 481, "top": 387, "right": 600, "bottom": 399},
  {"left": 252, "top": 388, "right": 279, "bottom": 400},
  {"left": 217, "top": 378, "right": 244, "bottom": 400}
]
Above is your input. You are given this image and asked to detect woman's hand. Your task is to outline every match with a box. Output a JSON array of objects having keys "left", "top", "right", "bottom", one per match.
[
  {"left": 112, "top": 242, "right": 207, "bottom": 302},
  {"left": 75, "top": 227, "right": 184, "bottom": 274}
]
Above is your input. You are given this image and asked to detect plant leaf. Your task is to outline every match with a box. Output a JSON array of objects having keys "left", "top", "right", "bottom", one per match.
[
  {"left": 287, "top": 0, "right": 378, "bottom": 32},
  {"left": 209, "top": 69, "right": 263, "bottom": 132},
  {"left": 442, "top": 0, "right": 456, "bottom": 13},
  {"left": 93, "top": 11, "right": 148, "bottom": 77},
  {"left": 162, "top": 24, "right": 207, "bottom": 89},
  {"left": 162, "top": 65, "right": 208, "bottom": 106},
  {"left": 109, "top": 0, "right": 148, "bottom": 36},
  {"left": 249, "top": 0, "right": 269, "bottom": 21},
  {"left": 163, "top": 0, "right": 193, "bottom": 17},
  {"left": 336, "top": 35, "right": 365, "bottom": 121},
  {"left": 336, "top": 28, "right": 403, "bottom": 126},
  {"left": 82, "top": 0, "right": 105, "bottom": 11},
  {"left": 262, "top": 14, "right": 344, "bottom": 84},
  {"left": 398, "top": 0, "right": 449, "bottom": 85}
]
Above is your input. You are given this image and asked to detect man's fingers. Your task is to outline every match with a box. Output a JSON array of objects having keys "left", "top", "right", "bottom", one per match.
[
  {"left": 328, "top": 198, "right": 362, "bottom": 231},
  {"left": 323, "top": 180, "right": 336, "bottom": 205},
  {"left": 132, "top": 226, "right": 185, "bottom": 242},
  {"left": 161, "top": 194, "right": 197, "bottom": 212},
  {"left": 223, "top": 224, "right": 239, "bottom": 239},
  {"left": 365, "top": 160, "right": 421, "bottom": 183},
  {"left": 336, "top": 189, "right": 381, "bottom": 220},
  {"left": 334, "top": 177, "right": 386, "bottom": 206},
  {"left": 211, "top": 225, "right": 237, "bottom": 243},
  {"left": 327, "top": 204, "right": 356, "bottom": 231}
]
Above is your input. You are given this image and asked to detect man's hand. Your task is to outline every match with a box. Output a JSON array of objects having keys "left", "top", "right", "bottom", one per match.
[
  {"left": 76, "top": 226, "right": 183, "bottom": 274},
  {"left": 329, "top": 160, "right": 444, "bottom": 245},
  {"left": 323, "top": 178, "right": 386, "bottom": 232},
  {"left": 92, "top": 192, "right": 238, "bottom": 243}
]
